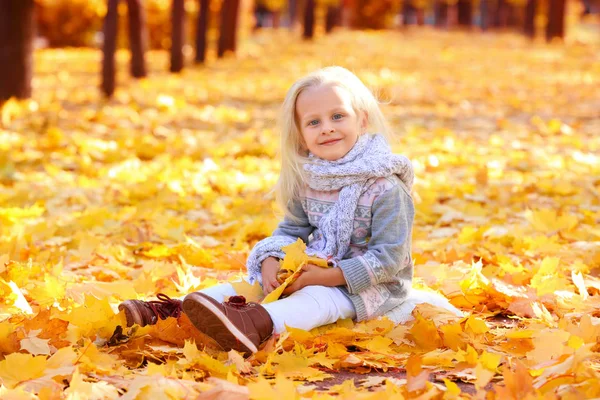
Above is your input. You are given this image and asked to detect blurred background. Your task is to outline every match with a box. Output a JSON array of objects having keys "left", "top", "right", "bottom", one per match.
[{"left": 1, "top": 0, "right": 599, "bottom": 101}]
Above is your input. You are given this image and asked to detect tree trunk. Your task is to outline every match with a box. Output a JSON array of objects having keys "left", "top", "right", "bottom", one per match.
[
  {"left": 101, "top": 0, "right": 119, "bottom": 97},
  {"left": 434, "top": 0, "right": 448, "bottom": 27},
  {"left": 480, "top": 0, "right": 490, "bottom": 30},
  {"left": 126, "top": 0, "right": 147, "bottom": 78},
  {"left": 494, "top": 0, "right": 509, "bottom": 27},
  {"left": 195, "top": 0, "right": 210, "bottom": 63},
  {"left": 226, "top": 0, "right": 240, "bottom": 52},
  {"left": 218, "top": 0, "right": 240, "bottom": 57},
  {"left": 447, "top": 3, "right": 458, "bottom": 27},
  {"left": 0, "top": 0, "right": 35, "bottom": 103},
  {"left": 524, "top": 0, "right": 536, "bottom": 38},
  {"left": 457, "top": 0, "right": 472, "bottom": 26},
  {"left": 170, "top": 0, "right": 185, "bottom": 72},
  {"left": 402, "top": 2, "right": 413, "bottom": 25},
  {"left": 325, "top": 6, "right": 338, "bottom": 32},
  {"left": 303, "top": 0, "right": 316, "bottom": 39},
  {"left": 545, "top": 0, "right": 565, "bottom": 41},
  {"left": 416, "top": 8, "right": 425, "bottom": 25},
  {"left": 273, "top": 10, "right": 281, "bottom": 28}
]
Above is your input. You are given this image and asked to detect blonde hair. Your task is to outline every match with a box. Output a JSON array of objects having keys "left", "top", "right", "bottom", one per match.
[{"left": 275, "top": 66, "right": 391, "bottom": 220}]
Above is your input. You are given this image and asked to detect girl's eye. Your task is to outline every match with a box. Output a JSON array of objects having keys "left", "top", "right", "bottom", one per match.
[
  {"left": 333, "top": 113, "right": 343, "bottom": 120},
  {"left": 308, "top": 120, "right": 319, "bottom": 126}
]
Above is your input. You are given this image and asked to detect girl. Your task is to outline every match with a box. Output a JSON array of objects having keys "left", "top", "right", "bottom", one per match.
[{"left": 119, "top": 66, "right": 461, "bottom": 355}]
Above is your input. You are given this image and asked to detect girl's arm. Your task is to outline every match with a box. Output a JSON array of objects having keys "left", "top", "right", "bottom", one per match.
[
  {"left": 337, "top": 182, "right": 415, "bottom": 295},
  {"left": 246, "top": 197, "right": 314, "bottom": 284},
  {"left": 272, "top": 197, "right": 314, "bottom": 244}
]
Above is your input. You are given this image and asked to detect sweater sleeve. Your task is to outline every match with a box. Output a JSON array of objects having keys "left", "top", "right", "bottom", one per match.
[
  {"left": 338, "top": 183, "right": 414, "bottom": 295},
  {"left": 272, "top": 197, "right": 314, "bottom": 244},
  {"left": 245, "top": 197, "right": 314, "bottom": 284}
]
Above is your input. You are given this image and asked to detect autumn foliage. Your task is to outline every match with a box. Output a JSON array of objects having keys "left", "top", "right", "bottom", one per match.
[{"left": 1, "top": 30, "right": 599, "bottom": 398}]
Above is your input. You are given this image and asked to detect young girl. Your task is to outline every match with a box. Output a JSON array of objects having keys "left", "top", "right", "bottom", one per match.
[{"left": 119, "top": 66, "right": 460, "bottom": 355}]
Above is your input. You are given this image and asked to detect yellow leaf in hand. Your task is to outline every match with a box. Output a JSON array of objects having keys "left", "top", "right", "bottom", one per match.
[{"left": 262, "top": 239, "right": 329, "bottom": 304}]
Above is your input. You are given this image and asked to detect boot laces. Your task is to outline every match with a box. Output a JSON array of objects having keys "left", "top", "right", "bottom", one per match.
[
  {"left": 147, "top": 293, "right": 183, "bottom": 320},
  {"left": 224, "top": 295, "right": 248, "bottom": 308}
]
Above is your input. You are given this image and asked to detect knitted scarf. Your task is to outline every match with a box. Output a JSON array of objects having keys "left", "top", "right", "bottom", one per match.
[{"left": 247, "top": 133, "right": 414, "bottom": 284}]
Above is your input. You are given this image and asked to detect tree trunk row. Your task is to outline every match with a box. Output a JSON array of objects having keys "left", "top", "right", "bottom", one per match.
[
  {"left": 0, "top": 0, "right": 35, "bottom": 103},
  {"left": 1, "top": 0, "right": 568, "bottom": 102}
]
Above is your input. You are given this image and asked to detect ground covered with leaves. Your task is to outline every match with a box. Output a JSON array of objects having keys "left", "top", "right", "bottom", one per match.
[{"left": 1, "top": 29, "right": 599, "bottom": 399}]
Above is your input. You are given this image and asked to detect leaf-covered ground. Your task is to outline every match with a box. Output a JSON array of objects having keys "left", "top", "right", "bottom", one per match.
[{"left": 1, "top": 29, "right": 599, "bottom": 399}]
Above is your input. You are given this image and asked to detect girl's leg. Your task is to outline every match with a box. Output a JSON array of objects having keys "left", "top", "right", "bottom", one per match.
[
  {"left": 262, "top": 285, "right": 356, "bottom": 333},
  {"left": 181, "top": 277, "right": 252, "bottom": 303},
  {"left": 193, "top": 282, "right": 238, "bottom": 303}
]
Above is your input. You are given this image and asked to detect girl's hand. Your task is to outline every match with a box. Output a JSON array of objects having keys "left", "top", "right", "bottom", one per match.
[
  {"left": 282, "top": 264, "right": 346, "bottom": 296},
  {"left": 261, "top": 257, "right": 281, "bottom": 295}
]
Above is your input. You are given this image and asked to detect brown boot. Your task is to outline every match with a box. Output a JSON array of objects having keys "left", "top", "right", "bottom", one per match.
[
  {"left": 182, "top": 293, "right": 273, "bottom": 355},
  {"left": 118, "top": 293, "right": 183, "bottom": 327}
]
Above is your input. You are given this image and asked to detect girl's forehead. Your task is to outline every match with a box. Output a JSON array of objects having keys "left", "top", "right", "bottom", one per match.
[{"left": 296, "top": 84, "right": 353, "bottom": 112}]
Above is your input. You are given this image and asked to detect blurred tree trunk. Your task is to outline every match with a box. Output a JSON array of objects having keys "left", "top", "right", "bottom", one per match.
[
  {"left": 102, "top": 0, "right": 119, "bottom": 97},
  {"left": 447, "top": 3, "right": 458, "bottom": 26},
  {"left": 0, "top": 0, "right": 35, "bottom": 103},
  {"left": 402, "top": 2, "right": 413, "bottom": 25},
  {"left": 325, "top": 5, "right": 341, "bottom": 32},
  {"left": 226, "top": 0, "right": 240, "bottom": 51},
  {"left": 545, "top": 0, "right": 565, "bottom": 41},
  {"left": 353, "top": 0, "right": 390, "bottom": 28},
  {"left": 218, "top": 0, "right": 240, "bottom": 57},
  {"left": 416, "top": 8, "right": 425, "bottom": 25},
  {"left": 434, "top": 0, "right": 448, "bottom": 27},
  {"left": 273, "top": 10, "right": 281, "bottom": 28},
  {"left": 303, "top": 0, "right": 316, "bottom": 39},
  {"left": 494, "top": 0, "right": 509, "bottom": 27},
  {"left": 195, "top": 0, "right": 210, "bottom": 63},
  {"left": 170, "top": 0, "right": 185, "bottom": 72},
  {"left": 480, "top": 0, "right": 490, "bottom": 30},
  {"left": 457, "top": 0, "right": 472, "bottom": 26},
  {"left": 524, "top": 0, "right": 536, "bottom": 38},
  {"left": 126, "top": 0, "right": 147, "bottom": 78}
]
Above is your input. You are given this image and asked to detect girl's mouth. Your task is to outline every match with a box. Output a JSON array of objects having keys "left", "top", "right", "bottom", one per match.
[{"left": 321, "top": 139, "right": 341, "bottom": 146}]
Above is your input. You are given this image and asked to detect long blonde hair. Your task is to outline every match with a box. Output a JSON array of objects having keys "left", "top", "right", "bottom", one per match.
[{"left": 276, "top": 66, "right": 391, "bottom": 220}]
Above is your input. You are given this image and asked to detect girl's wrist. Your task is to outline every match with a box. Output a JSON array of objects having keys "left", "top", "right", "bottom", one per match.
[{"left": 323, "top": 268, "right": 346, "bottom": 287}]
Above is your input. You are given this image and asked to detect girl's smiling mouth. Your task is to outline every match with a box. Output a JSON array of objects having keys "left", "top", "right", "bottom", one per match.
[{"left": 321, "top": 138, "right": 341, "bottom": 146}]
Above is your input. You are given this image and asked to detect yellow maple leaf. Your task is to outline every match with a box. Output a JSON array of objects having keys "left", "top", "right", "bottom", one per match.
[
  {"left": 0, "top": 353, "right": 47, "bottom": 389},
  {"left": 362, "top": 336, "right": 394, "bottom": 355},
  {"left": 464, "top": 315, "right": 489, "bottom": 336},
  {"left": 409, "top": 313, "right": 443, "bottom": 351},
  {"left": 262, "top": 239, "right": 329, "bottom": 304},
  {"left": 77, "top": 339, "right": 122, "bottom": 374},
  {"left": 526, "top": 209, "right": 578, "bottom": 234},
  {"left": 229, "top": 279, "right": 263, "bottom": 303},
  {"left": 180, "top": 340, "right": 232, "bottom": 378},
  {"left": 59, "top": 294, "right": 123, "bottom": 340},
  {"left": 440, "top": 322, "right": 465, "bottom": 351},
  {"left": 20, "top": 330, "right": 52, "bottom": 356},
  {"left": 64, "top": 367, "right": 120, "bottom": 399}
]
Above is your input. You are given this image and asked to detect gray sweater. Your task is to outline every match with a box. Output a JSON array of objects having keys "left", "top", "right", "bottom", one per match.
[{"left": 271, "top": 176, "right": 414, "bottom": 321}]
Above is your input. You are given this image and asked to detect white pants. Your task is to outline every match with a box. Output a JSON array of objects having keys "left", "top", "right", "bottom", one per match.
[{"left": 196, "top": 282, "right": 356, "bottom": 333}]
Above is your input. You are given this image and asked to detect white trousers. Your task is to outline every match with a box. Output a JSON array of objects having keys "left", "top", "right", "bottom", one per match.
[{"left": 196, "top": 282, "right": 356, "bottom": 333}]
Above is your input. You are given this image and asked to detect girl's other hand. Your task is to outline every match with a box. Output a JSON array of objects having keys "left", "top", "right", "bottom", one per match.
[
  {"left": 261, "top": 256, "right": 281, "bottom": 295},
  {"left": 282, "top": 264, "right": 345, "bottom": 296}
]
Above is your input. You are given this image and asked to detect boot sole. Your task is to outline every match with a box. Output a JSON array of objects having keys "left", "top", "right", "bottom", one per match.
[{"left": 183, "top": 293, "right": 258, "bottom": 354}]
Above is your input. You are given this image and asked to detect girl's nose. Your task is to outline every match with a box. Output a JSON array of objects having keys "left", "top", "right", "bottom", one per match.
[{"left": 322, "top": 124, "right": 335, "bottom": 134}]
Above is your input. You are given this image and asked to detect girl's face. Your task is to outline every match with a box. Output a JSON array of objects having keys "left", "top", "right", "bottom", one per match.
[{"left": 295, "top": 84, "right": 367, "bottom": 161}]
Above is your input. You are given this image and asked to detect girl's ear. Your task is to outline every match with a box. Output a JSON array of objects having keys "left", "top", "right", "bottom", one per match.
[{"left": 360, "top": 110, "right": 369, "bottom": 133}]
